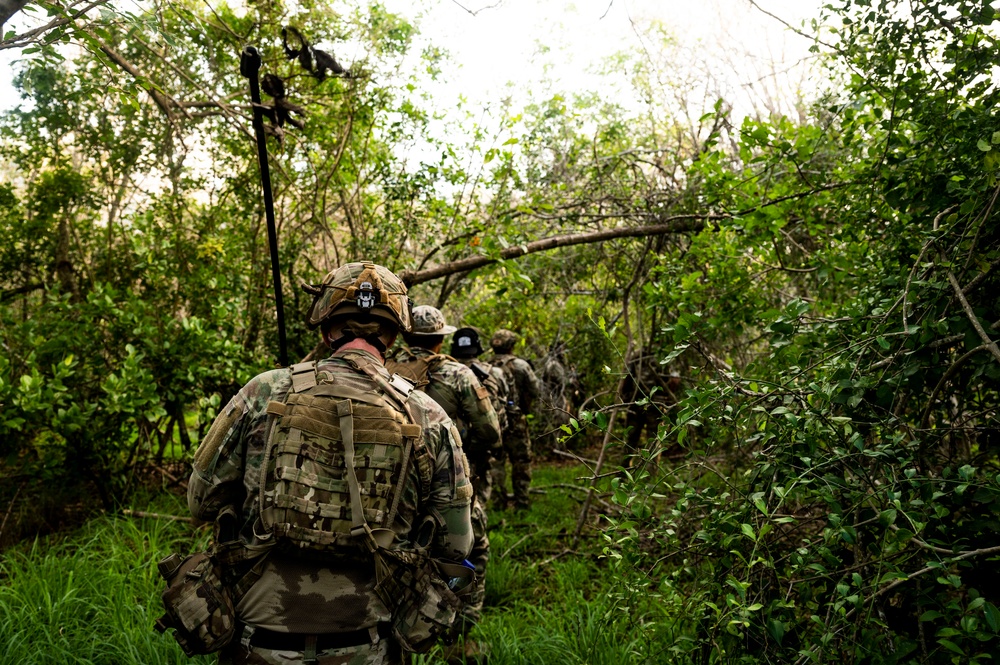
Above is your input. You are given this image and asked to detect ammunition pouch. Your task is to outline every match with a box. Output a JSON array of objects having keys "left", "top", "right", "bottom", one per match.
[
  {"left": 372, "top": 547, "right": 475, "bottom": 654},
  {"left": 154, "top": 550, "right": 236, "bottom": 656}
]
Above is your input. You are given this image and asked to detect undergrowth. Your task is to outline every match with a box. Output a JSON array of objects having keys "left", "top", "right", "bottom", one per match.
[{"left": 0, "top": 462, "right": 673, "bottom": 664}]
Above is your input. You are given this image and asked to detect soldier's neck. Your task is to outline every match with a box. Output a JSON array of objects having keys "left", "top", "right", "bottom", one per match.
[
  {"left": 337, "top": 338, "right": 386, "bottom": 362},
  {"left": 414, "top": 342, "right": 444, "bottom": 354}
]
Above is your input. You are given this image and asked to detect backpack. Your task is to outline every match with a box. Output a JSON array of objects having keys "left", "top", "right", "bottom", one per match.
[
  {"left": 258, "top": 359, "right": 431, "bottom": 558},
  {"left": 469, "top": 360, "right": 508, "bottom": 432},
  {"left": 384, "top": 349, "right": 449, "bottom": 392},
  {"left": 491, "top": 355, "right": 521, "bottom": 417}
]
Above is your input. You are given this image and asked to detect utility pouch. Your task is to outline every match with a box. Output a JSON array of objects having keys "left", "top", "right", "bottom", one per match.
[
  {"left": 154, "top": 551, "right": 236, "bottom": 656},
  {"left": 373, "top": 548, "right": 475, "bottom": 653}
]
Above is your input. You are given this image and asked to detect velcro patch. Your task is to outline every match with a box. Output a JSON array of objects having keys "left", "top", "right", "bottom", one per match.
[{"left": 400, "top": 424, "right": 423, "bottom": 438}]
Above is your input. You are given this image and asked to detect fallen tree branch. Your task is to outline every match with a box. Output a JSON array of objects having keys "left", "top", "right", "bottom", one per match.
[
  {"left": 530, "top": 547, "right": 575, "bottom": 568},
  {"left": 0, "top": 481, "right": 26, "bottom": 544},
  {"left": 398, "top": 215, "right": 713, "bottom": 286},
  {"left": 551, "top": 448, "right": 598, "bottom": 466}
]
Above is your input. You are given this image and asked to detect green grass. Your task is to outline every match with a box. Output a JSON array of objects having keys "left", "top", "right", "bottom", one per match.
[
  {"left": 0, "top": 463, "right": 682, "bottom": 664},
  {"left": 0, "top": 491, "right": 212, "bottom": 664}
]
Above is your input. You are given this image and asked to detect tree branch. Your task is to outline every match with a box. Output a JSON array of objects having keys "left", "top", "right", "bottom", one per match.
[
  {"left": 0, "top": 0, "right": 109, "bottom": 50},
  {"left": 947, "top": 270, "right": 1000, "bottom": 365},
  {"left": 0, "top": 0, "right": 32, "bottom": 31},
  {"left": 398, "top": 215, "right": 715, "bottom": 286},
  {"left": 85, "top": 28, "right": 178, "bottom": 120}
]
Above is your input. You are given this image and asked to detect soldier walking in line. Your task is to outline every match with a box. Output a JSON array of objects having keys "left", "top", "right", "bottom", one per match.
[
  {"left": 385, "top": 307, "right": 500, "bottom": 652},
  {"left": 488, "top": 329, "right": 541, "bottom": 511},
  {"left": 449, "top": 326, "right": 510, "bottom": 507},
  {"left": 186, "top": 262, "right": 473, "bottom": 665}
]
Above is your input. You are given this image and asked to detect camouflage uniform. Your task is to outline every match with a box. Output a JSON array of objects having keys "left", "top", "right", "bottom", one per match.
[
  {"left": 188, "top": 264, "right": 473, "bottom": 665},
  {"left": 534, "top": 350, "right": 573, "bottom": 456},
  {"left": 387, "top": 312, "right": 500, "bottom": 627},
  {"left": 489, "top": 330, "right": 541, "bottom": 510}
]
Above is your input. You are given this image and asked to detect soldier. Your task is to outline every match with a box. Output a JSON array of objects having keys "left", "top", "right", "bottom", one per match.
[
  {"left": 450, "top": 326, "right": 509, "bottom": 447},
  {"left": 534, "top": 344, "right": 574, "bottom": 456},
  {"left": 187, "top": 262, "right": 474, "bottom": 665},
  {"left": 489, "top": 329, "right": 541, "bottom": 511},
  {"left": 385, "top": 307, "right": 500, "bottom": 643}
]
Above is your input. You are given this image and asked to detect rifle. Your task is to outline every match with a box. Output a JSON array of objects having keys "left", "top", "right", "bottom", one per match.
[{"left": 240, "top": 45, "right": 289, "bottom": 367}]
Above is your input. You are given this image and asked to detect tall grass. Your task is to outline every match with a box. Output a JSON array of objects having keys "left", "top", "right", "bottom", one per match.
[
  {"left": 0, "top": 464, "right": 682, "bottom": 664},
  {"left": 0, "top": 492, "right": 212, "bottom": 664}
]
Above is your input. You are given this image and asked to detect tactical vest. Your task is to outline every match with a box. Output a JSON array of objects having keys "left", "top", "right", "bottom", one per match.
[
  {"left": 385, "top": 350, "right": 453, "bottom": 392},
  {"left": 258, "top": 358, "right": 432, "bottom": 559}
]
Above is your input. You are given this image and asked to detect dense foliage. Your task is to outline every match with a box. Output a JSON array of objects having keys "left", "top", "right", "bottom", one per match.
[
  {"left": 596, "top": 1, "right": 1000, "bottom": 662},
  {"left": 1, "top": 0, "right": 998, "bottom": 662}
]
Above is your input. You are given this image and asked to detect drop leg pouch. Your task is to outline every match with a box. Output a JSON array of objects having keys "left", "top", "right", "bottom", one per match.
[{"left": 155, "top": 551, "right": 236, "bottom": 656}]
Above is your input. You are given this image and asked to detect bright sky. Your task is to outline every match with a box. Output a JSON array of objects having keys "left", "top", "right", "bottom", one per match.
[
  {"left": 0, "top": 0, "right": 823, "bottom": 115},
  {"left": 385, "top": 0, "right": 824, "bottom": 118}
]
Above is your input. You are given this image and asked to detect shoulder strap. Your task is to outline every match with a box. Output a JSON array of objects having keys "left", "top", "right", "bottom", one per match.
[
  {"left": 469, "top": 362, "right": 489, "bottom": 383},
  {"left": 385, "top": 355, "right": 432, "bottom": 390},
  {"left": 350, "top": 355, "right": 433, "bottom": 522}
]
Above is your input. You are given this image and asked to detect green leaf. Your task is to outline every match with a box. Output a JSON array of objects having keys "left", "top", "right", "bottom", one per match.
[
  {"left": 985, "top": 602, "right": 1000, "bottom": 632},
  {"left": 977, "top": 138, "right": 991, "bottom": 152},
  {"left": 767, "top": 618, "right": 785, "bottom": 645},
  {"left": 937, "top": 639, "right": 964, "bottom": 655}
]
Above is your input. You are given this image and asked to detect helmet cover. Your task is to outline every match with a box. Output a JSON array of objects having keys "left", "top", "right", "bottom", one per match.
[
  {"left": 304, "top": 261, "right": 412, "bottom": 332},
  {"left": 491, "top": 328, "right": 518, "bottom": 351}
]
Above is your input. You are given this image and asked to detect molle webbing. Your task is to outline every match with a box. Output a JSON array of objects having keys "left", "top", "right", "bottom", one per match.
[
  {"left": 259, "top": 359, "right": 423, "bottom": 556},
  {"left": 349, "top": 354, "right": 434, "bottom": 501}
]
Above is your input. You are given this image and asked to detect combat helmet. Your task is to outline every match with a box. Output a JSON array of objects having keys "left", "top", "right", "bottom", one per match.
[
  {"left": 450, "top": 327, "right": 484, "bottom": 358},
  {"left": 303, "top": 261, "right": 412, "bottom": 332},
  {"left": 491, "top": 328, "right": 518, "bottom": 353},
  {"left": 408, "top": 305, "right": 457, "bottom": 337}
]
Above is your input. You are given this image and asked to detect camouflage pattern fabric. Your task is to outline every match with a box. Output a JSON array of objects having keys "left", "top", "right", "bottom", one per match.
[
  {"left": 490, "top": 354, "right": 540, "bottom": 418},
  {"left": 386, "top": 346, "right": 500, "bottom": 627},
  {"left": 533, "top": 352, "right": 575, "bottom": 456},
  {"left": 155, "top": 551, "right": 235, "bottom": 656},
  {"left": 489, "top": 329, "right": 518, "bottom": 352},
  {"left": 490, "top": 415, "right": 532, "bottom": 510},
  {"left": 490, "top": 354, "right": 541, "bottom": 509},
  {"left": 408, "top": 305, "right": 457, "bottom": 336},
  {"left": 462, "top": 359, "right": 509, "bottom": 435},
  {"left": 188, "top": 347, "right": 473, "bottom": 663},
  {"left": 257, "top": 360, "right": 422, "bottom": 559},
  {"left": 387, "top": 347, "right": 500, "bottom": 465},
  {"left": 304, "top": 261, "right": 412, "bottom": 332}
]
